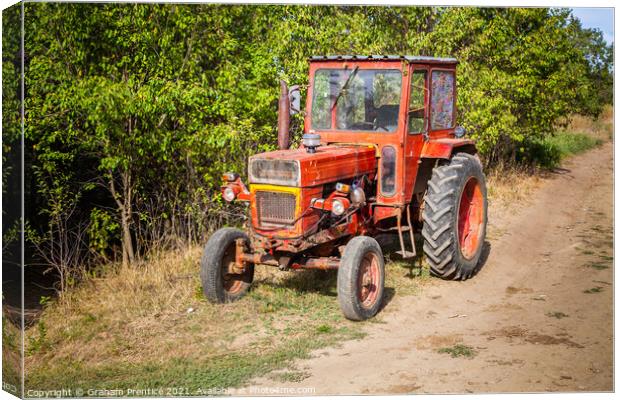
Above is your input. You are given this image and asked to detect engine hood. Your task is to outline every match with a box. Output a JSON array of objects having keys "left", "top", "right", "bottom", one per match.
[{"left": 249, "top": 145, "right": 377, "bottom": 187}]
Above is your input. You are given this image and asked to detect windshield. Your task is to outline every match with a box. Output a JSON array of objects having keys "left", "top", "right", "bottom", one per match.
[{"left": 311, "top": 68, "right": 402, "bottom": 132}]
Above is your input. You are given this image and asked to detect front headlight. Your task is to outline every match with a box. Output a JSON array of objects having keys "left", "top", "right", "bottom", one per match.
[
  {"left": 331, "top": 199, "right": 346, "bottom": 216},
  {"left": 249, "top": 158, "right": 300, "bottom": 186},
  {"left": 223, "top": 187, "right": 236, "bottom": 202}
]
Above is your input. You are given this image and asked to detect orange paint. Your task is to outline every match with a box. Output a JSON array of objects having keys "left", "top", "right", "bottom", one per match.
[{"left": 221, "top": 56, "right": 480, "bottom": 255}]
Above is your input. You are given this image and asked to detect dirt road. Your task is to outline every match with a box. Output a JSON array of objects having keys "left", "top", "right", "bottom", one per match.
[{"left": 248, "top": 142, "right": 614, "bottom": 394}]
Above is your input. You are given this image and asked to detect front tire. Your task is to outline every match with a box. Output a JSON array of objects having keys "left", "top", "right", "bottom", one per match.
[
  {"left": 337, "top": 236, "right": 385, "bottom": 321},
  {"left": 422, "top": 153, "right": 488, "bottom": 280},
  {"left": 201, "top": 228, "right": 254, "bottom": 303}
]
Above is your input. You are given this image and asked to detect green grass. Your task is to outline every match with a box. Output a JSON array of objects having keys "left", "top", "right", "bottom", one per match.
[
  {"left": 583, "top": 286, "right": 604, "bottom": 294},
  {"left": 26, "top": 329, "right": 354, "bottom": 392},
  {"left": 545, "top": 131, "right": 603, "bottom": 159},
  {"left": 437, "top": 344, "right": 477, "bottom": 359},
  {"left": 587, "top": 262, "right": 610, "bottom": 271},
  {"left": 272, "top": 370, "right": 312, "bottom": 383},
  {"left": 529, "top": 131, "right": 603, "bottom": 168},
  {"left": 316, "top": 324, "right": 333, "bottom": 334},
  {"left": 546, "top": 311, "right": 569, "bottom": 319}
]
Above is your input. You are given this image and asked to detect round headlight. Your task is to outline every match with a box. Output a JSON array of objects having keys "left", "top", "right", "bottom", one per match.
[
  {"left": 331, "top": 199, "right": 346, "bottom": 216},
  {"left": 223, "top": 187, "right": 236, "bottom": 202}
]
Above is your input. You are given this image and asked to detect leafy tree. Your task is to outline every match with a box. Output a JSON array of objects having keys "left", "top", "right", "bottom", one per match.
[
  {"left": 566, "top": 15, "right": 613, "bottom": 113},
  {"left": 7, "top": 4, "right": 612, "bottom": 278}
]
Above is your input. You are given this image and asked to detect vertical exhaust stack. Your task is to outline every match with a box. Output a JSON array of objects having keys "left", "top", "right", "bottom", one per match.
[{"left": 277, "top": 80, "right": 290, "bottom": 150}]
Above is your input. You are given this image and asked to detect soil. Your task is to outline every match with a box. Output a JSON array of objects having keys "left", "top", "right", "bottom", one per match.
[{"left": 246, "top": 142, "right": 614, "bottom": 394}]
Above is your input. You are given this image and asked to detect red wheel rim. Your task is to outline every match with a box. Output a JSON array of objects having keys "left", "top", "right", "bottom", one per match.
[
  {"left": 458, "top": 177, "right": 484, "bottom": 259},
  {"left": 221, "top": 243, "right": 249, "bottom": 295},
  {"left": 357, "top": 252, "right": 380, "bottom": 309}
]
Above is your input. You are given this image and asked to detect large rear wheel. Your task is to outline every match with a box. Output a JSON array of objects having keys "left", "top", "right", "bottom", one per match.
[
  {"left": 422, "top": 153, "right": 488, "bottom": 280},
  {"left": 201, "top": 228, "right": 254, "bottom": 303},
  {"left": 337, "top": 236, "right": 385, "bottom": 321}
]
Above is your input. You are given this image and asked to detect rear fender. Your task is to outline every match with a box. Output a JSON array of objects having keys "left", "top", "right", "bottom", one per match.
[
  {"left": 420, "top": 138, "right": 477, "bottom": 160},
  {"left": 414, "top": 138, "right": 478, "bottom": 196}
]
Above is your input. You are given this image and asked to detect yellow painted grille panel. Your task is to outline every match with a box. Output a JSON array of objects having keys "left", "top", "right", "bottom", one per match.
[{"left": 256, "top": 191, "right": 297, "bottom": 226}]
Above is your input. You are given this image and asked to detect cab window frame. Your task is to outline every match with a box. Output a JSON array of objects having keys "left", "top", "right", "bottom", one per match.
[
  {"left": 379, "top": 145, "right": 397, "bottom": 196},
  {"left": 429, "top": 68, "right": 456, "bottom": 131},
  {"left": 407, "top": 68, "right": 429, "bottom": 135},
  {"left": 310, "top": 67, "right": 403, "bottom": 133}
]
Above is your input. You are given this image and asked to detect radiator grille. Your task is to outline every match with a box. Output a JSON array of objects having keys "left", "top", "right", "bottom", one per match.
[{"left": 256, "top": 191, "right": 297, "bottom": 227}]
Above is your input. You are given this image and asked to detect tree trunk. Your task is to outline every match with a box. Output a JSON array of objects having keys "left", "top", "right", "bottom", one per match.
[
  {"left": 121, "top": 210, "right": 134, "bottom": 267},
  {"left": 109, "top": 170, "right": 135, "bottom": 267}
]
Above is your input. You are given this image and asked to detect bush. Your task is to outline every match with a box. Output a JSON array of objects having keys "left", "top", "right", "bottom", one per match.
[
  {"left": 521, "top": 131, "right": 602, "bottom": 169},
  {"left": 2, "top": 4, "right": 613, "bottom": 279}
]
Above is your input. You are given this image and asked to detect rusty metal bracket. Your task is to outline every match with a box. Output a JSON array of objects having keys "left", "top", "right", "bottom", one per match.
[
  {"left": 291, "top": 257, "right": 340, "bottom": 270},
  {"left": 406, "top": 205, "right": 417, "bottom": 258}
]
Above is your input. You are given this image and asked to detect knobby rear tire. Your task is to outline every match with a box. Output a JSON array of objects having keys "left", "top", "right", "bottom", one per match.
[{"left": 422, "top": 153, "right": 488, "bottom": 280}]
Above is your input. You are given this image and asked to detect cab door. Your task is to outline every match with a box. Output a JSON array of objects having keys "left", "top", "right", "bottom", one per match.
[{"left": 403, "top": 65, "right": 429, "bottom": 202}]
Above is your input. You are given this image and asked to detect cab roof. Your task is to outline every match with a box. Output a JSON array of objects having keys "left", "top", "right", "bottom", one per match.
[{"left": 310, "top": 55, "right": 458, "bottom": 64}]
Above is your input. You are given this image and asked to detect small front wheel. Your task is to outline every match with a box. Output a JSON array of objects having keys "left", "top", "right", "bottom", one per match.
[
  {"left": 200, "top": 228, "right": 254, "bottom": 303},
  {"left": 337, "top": 236, "right": 385, "bottom": 321}
]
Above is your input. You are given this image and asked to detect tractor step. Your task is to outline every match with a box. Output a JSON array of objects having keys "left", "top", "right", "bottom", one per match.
[
  {"left": 396, "top": 206, "right": 417, "bottom": 259},
  {"left": 395, "top": 250, "right": 416, "bottom": 259}
]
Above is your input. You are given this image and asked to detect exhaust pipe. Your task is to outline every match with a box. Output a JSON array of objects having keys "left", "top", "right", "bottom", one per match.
[{"left": 277, "top": 80, "right": 290, "bottom": 150}]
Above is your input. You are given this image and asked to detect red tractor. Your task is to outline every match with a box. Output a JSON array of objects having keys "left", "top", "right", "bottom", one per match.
[{"left": 202, "top": 55, "right": 487, "bottom": 320}]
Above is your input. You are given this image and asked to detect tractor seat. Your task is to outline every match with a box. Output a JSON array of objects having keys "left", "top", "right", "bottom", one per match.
[{"left": 374, "top": 104, "right": 399, "bottom": 131}]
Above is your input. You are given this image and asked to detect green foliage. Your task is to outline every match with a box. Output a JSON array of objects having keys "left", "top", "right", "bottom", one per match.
[
  {"left": 9, "top": 4, "right": 613, "bottom": 272},
  {"left": 2, "top": 5, "right": 23, "bottom": 264},
  {"left": 88, "top": 208, "right": 119, "bottom": 259},
  {"left": 27, "top": 321, "right": 49, "bottom": 355},
  {"left": 437, "top": 344, "right": 477, "bottom": 358},
  {"left": 427, "top": 8, "right": 612, "bottom": 163},
  {"left": 39, "top": 295, "right": 51, "bottom": 307},
  {"left": 544, "top": 132, "right": 602, "bottom": 158},
  {"left": 522, "top": 131, "right": 602, "bottom": 168}
]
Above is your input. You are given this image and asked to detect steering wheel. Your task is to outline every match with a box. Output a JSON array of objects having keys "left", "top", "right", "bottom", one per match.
[{"left": 373, "top": 118, "right": 389, "bottom": 132}]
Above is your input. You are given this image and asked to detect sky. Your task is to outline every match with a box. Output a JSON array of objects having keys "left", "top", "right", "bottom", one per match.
[{"left": 571, "top": 7, "right": 614, "bottom": 45}]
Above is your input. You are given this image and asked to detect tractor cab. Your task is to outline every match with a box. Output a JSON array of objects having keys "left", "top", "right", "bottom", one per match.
[{"left": 303, "top": 55, "right": 475, "bottom": 213}]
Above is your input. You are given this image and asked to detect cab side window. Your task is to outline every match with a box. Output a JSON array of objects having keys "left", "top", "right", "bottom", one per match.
[
  {"left": 430, "top": 70, "right": 455, "bottom": 130},
  {"left": 408, "top": 70, "right": 427, "bottom": 134}
]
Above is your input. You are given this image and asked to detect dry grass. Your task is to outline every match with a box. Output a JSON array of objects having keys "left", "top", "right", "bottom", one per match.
[
  {"left": 486, "top": 165, "right": 544, "bottom": 210},
  {"left": 24, "top": 243, "right": 427, "bottom": 391},
  {"left": 2, "top": 311, "right": 22, "bottom": 396},
  {"left": 26, "top": 247, "right": 206, "bottom": 367},
  {"left": 562, "top": 106, "right": 613, "bottom": 142}
]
